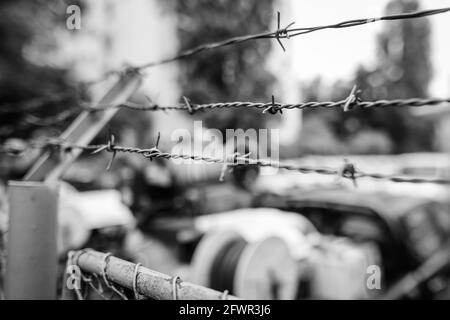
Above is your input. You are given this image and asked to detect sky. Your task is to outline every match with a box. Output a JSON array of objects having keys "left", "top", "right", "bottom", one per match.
[
  {"left": 288, "top": 0, "right": 450, "bottom": 96},
  {"left": 53, "top": 0, "right": 450, "bottom": 98}
]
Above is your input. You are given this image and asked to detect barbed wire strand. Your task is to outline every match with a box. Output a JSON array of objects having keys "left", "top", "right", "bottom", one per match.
[
  {"left": 2, "top": 137, "right": 449, "bottom": 185},
  {"left": 82, "top": 6, "right": 450, "bottom": 86},
  {"left": 136, "top": 7, "right": 450, "bottom": 70},
  {"left": 100, "top": 144, "right": 450, "bottom": 185},
  {"left": 88, "top": 96, "right": 450, "bottom": 114},
  {"left": 1, "top": 7, "right": 449, "bottom": 111},
  {"left": 3, "top": 94, "right": 449, "bottom": 130}
]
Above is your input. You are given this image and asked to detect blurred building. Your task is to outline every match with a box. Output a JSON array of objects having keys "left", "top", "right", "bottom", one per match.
[
  {"left": 39, "top": 0, "right": 187, "bottom": 143},
  {"left": 414, "top": 104, "right": 450, "bottom": 152}
]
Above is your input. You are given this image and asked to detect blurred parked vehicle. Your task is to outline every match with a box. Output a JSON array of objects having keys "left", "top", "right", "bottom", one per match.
[{"left": 253, "top": 188, "right": 450, "bottom": 298}]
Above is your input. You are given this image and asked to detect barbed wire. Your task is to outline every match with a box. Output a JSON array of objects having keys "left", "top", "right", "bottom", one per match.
[
  {"left": 2, "top": 7, "right": 449, "bottom": 112},
  {"left": 85, "top": 6, "right": 450, "bottom": 85},
  {"left": 2, "top": 90, "right": 449, "bottom": 130},
  {"left": 88, "top": 94, "right": 450, "bottom": 115},
  {"left": 0, "top": 87, "right": 446, "bottom": 133},
  {"left": 99, "top": 143, "right": 450, "bottom": 185},
  {"left": 2, "top": 136, "right": 450, "bottom": 185}
]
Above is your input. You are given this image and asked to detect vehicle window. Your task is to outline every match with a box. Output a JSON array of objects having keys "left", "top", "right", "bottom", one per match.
[
  {"left": 339, "top": 215, "right": 385, "bottom": 242},
  {"left": 404, "top": 207, "right": 442, "bottom": 259},
  {"left": 294, "top": 207, "right": 337, "bottom": 235}
]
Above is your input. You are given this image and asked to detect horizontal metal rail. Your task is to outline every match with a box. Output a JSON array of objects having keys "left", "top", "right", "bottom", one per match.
[{"left": 72, "top": 249, "right": 239, "bottom": 300}]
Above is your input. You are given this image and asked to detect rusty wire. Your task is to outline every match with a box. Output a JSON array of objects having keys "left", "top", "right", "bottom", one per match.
[
  {"left": 3, "top": 136, "right": 449, "bottom": 185},
  {"left": 18, "top": 94, "right": 450, "bottom": 125},
  {"left": 89, "top": 96, "right": 450, "bottom": 115},
  {"left": 84, "top": 6, "right": 450, "bottom": 84},
  {"left": 99, "top": 144, "right": 450, "bottom": 185},
  {"left": 1, "top": 7, "right": 448, "bottom": 109},
  {"left": 134, "top": 7, "right": 450, "bottom": 69},
  {"left": 95, "top": 142, "right": 450, "bottom": 185}
]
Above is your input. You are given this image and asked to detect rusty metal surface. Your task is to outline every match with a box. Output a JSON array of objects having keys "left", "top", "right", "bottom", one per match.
[{"left": 75, "top": 249, "right": 239, "bottom": 300}]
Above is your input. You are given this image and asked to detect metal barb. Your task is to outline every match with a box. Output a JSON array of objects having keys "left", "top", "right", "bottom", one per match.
[
  {"left": 219, "top": 162, "right": 230, "bottom": 182},
  {"left": 342, "top": 85, "right": 360, "bottom": 112},
  {"left": 183, "top": 96, "right": 194, "bottom": 114},
  {"left": 341, "top": 159, "right": 358, "bottom": 187},
  {"left": 275, "top": 11, "right": 295, "bottom": 52},
  {"left": 106, "top": 134, "right": 117, "bottom": 171},
  {"left": 219, "top": 152, "right": 252, "bottom": 181},
  {"left": 144, "top": 95, "right": 159, "bottom": 111},
  {"left": 155, "top": 132, "right": 161, "bottom": 149},
  {"left": 262, "top": 95, "right": 283, "bottom": 114},
  {"left": 146, "top": 132, "right": 162, "bottom": 162}
]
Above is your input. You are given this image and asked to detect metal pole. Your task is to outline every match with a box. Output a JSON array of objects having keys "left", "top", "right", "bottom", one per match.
[
  {"left": 5, "top": 73, "right": 142, "bottom": 299},
  {"left": 5, "top": 181, "right": 59, "bottom": 299},
  {"left": 75, "top": 250, "right": 239, "bottom": 300},
  {"left": 24, "top": 72, "right": 142, "bottom": 183}
]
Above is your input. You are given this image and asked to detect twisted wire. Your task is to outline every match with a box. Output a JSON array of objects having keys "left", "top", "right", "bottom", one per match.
[
  {"left": 0, "top": 7, "right": 448, "bottom": 106},
  {"left": 2, "top": 96, "right": 448, "bottom": 130},
  {"left": 135, "top": 7, "right": 450, "bottom": 70},
  {"left": 83, "top": 97, "right": 450, "bottom": 114},
  {"left": 83, "top": 6, "right": 450, "bottom": 85},
  {"left": 104, "top": 144, "right": 450, "bottom": 185},
  {"left": 2, "top": 137, "right": 450, "bottom": 185}
]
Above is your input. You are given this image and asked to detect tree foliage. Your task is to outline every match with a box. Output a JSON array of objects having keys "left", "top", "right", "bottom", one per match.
[
  {"left": 301, "top": 0, "right": 434, "bottom": 154},
  {"left": 175, "top": 0, "right": 275, "bottom": 137},
  {"left": 0, "top": 0, "right": 84, "bottom": 141}
]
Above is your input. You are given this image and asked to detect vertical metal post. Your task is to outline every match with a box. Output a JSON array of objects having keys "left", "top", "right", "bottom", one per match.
[
  {"left": 5, "top": 181, "right": 59, "bottom": 299},
  {"left": 4, "top": 73, "right": 142, "bottom": 299}
]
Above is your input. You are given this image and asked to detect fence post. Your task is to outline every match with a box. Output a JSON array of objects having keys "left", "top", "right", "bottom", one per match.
[
  {"left": 5, "top": 73, "right": 142, "bottom": 299},
  {"left": 5, "top": 181, "right": 59, "bottom": 299}
]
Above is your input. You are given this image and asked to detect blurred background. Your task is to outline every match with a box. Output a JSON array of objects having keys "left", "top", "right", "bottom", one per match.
[{"left": 1, "top": 0, "right": 450, "bottom": 300}]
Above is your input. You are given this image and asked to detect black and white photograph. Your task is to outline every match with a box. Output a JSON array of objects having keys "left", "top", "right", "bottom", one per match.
[{"left": 1, "top": 0, "right": 450, "bottom": 309}]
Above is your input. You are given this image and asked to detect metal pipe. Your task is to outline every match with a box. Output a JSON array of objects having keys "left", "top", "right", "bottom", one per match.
[
  {"left": 6, "top": 74, "right": 141, "bottom": 300},
  {"left": 24, "top": 72, "right": 142, "bottom": 183},
  {"left": 5, "top": 181, "right": 59, "bottom": 299},
  {"left": 75, "top": 250, "right": 239, "bottom": 300}
]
